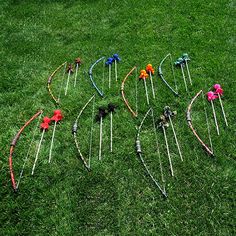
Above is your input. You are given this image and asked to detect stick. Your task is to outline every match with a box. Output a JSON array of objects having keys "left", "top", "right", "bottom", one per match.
[
  {"left": 74, "top": 63, "right": 79, "bottom": 87},
  {"left": 180, "top": 64, "right": 188, "bottom": 92},
  {"left": 110, "top": 111, "right": 113, "bottom": 152},
  {"left": 144, "top": 79, "right": 150, "bottom": 105},
  {"left": 48, "top": 121, "right": 57, "bottom": 163},
  {"left": 31, "top": 129, "right": 45, "bottom": 175},
  {"left": 149, "top": 71, "right": 155, "bottom": 99},
  {"left": 185, "top": 61, "right": 192, "bottom": 85},
  {"left": 218, "top": 94, "right": 228, "bottom": 126},
  {"left": 211, "top": 100, "right": 220, "bottom": 135},
  {"left": 65, "top": 70, "right": 71, "bottom": 96},
  {"left": 162, "top": 126, "right": 174, "bottom": 176},
  {"left": 99, "top": 116, "right": 103, "bottom": 160},
  {"left": 108, "top": 64, "right": 111, "bottom": 89},
  {"left": 115, "top": 60, "right": 118, "bottom": 82},
  {"left": 169, "top": 115, "right": 183, "bottom": 161}
]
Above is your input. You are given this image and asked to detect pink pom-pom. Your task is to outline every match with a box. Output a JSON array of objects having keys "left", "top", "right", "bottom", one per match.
[
  {"left": 215, "top": 87, "right": 223, "bottom": 96},
  {"left": 213, "top": 84, "right": 221, "bottom": 90},
  {"left": 212, "top": 84, "right": 224, "bottom": 96},
  {"left": 207, "top": 91, "right": 218, "bottom": 101}
]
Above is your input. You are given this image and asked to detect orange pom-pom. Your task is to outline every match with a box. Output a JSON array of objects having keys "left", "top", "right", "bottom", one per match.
[
  {"left": 139, "top": 69, "right": 149, "bottom": 79},
  {"left": 146, "top": 64, "right": 155, "bottom": 75}
]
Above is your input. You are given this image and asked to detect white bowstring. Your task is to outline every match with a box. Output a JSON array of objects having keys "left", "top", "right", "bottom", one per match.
[{"left": 16, "top": 112, "right": 43, "bottom": 189}]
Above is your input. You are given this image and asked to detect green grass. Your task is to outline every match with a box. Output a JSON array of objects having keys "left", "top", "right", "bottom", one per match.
[{"left": 0, "top": 0, "right": 235, "bottom": 235}]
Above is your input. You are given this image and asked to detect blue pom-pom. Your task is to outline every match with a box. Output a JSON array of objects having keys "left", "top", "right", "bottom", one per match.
[
  {"left": 113, "top": 54, "right": 121, "bottom": 62},
  {"left": 105, "top": 57, "right": 114, "bottom": 65}
]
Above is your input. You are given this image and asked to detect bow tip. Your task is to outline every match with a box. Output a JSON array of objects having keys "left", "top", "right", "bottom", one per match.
[{"left": 163, "top": 192, "right": 168, "bottom": 198}]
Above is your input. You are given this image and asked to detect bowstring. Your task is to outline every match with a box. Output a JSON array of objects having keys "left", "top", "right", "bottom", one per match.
[
  {"left": 88, "top": 95, "right": 95, "bottom": 168},
  {"left": 170, "top": 54, "right": 178, "bottom": 92},
  {"left": 137, "top": 108, "right": 167, "bottom": 197},
  {"left": 135, "top": 67, "right": 138, "bottom": 115},
  {"left": 58, "top": 62, "right": 67, "bottom": 102},
  {"left": 16, "top": 111, "right": 43, "bottom": 189},
  {"left": 151, "top": 109, "right": 166, "bottom": 188},
  {"left": 201, "top": 90, "right": 214, "bottom": 153},
  {"left": 102, "top": 59, "right": 105, "bottom": 92}
]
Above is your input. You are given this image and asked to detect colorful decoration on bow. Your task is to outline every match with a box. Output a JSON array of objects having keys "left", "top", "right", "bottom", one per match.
[
  {"left": 139, "top": 69, "right": 150, "bottom": 105},
  {"left": 47, "top": 62, "right": 67, "bottom": 104},
  {"left": 213, "top": 84, "right": 228, "bottom": 126},
  {"left": 9, "top": 110, "right": 43, "bottom": 192},
  {"left": 96, "top": 107, "right": 108, "bottom": 160},
  {"left": 113, "top": 54, "right": 121, "bottom": 82},
  {"left": 65, "top": 64, "right": 74, "bottom": 96},
  {"left": 72, "top": 95, "right": 95, "bottom": 171},
  {"left": 88, "top": 57, "right": 105, "bottom": 97},
  {"left": 146, "top": 64, "right": 155, "bottom": 99},
  {"left": 187, "top": 90, "right": 214, "bottom": 156},
  {"left": 157, "top": 106, "right": 183, "bottom": 177},
  {"left": 207, "top": 91, "right": 220, "bottom": 135},
  {"left": 158, "top": 53, "right": 179, "bottom": 96},
  {"left": 105, "top": 57, "right": 114, "bottom": 89},
  {"left": 48, "top": 110, "right": 63, "bottom": 163},
  {"left": 121, "top": 66, "right": 138, "bottom": 117},
  {"left": 108, "top": 103, "right": 117, "bottom": 152},
  {"left": 74, "top": 57, "right": 82, "bottom": 87},
  {"left": 136, "top": 108, "right": 167, "bottom": 197},
  {"left": 31, "top": 116, "right": 51, "bottom": 175}
]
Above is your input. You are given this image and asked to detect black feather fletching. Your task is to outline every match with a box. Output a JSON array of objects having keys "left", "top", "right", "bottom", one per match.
[
  {"left": 108, "top": 103, "right": 117, "bottom": 113},
  {"left": 96, "top": 107, "right": 108, "bottom": 122}
]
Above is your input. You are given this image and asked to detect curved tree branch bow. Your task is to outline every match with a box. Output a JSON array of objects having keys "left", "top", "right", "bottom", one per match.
[
  {"left": 47, "top": 62, "right": 67, "bottom": 104},
  {"left": 186, "top": 90, "right": 214, "bottom": 156},
  {"left": 88, "top": 57, "right": 105, "bottom": 97},
  {"left": 9, "top": 110, "right": 43, "bottom": 192},
  {"left": 158, "top": 53, "right": 179, "bottom": 96},
  {"left": 136, "top": 108, "right": 167, "bottom": 197},
  {"left": 121, "top": 66, "right": 138, "bottom": 117},
  {"left": 72, "top": 95, "right": 95, "bottom": 170}
]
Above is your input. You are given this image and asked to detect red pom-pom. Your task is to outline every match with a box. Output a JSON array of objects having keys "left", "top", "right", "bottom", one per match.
[
  {"left": 40, "top": 122, "right": 49, "bottom": 130},
  {"left": 43, "top": 116, "right": 51, "bottom": 124},
  {"left": 53, "top": 110, "right": 62, "bottom": 115},
  {"left": 51, "top": 114, "right": 63, "bottom": 122}
]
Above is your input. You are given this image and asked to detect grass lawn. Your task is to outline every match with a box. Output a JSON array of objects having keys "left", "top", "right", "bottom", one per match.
[{"left": 0, "top": 0, "right": 235, "bottom": 235}]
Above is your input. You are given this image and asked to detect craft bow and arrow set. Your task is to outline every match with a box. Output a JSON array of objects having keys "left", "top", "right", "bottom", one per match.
[{"left": 8, "top": 53, "right": 229, "bottom": 197}]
